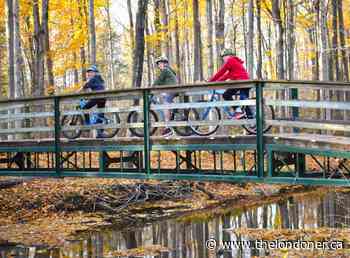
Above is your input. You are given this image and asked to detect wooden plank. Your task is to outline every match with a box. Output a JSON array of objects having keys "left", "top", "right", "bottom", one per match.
[
  {"left": 61, "top": 119, "right": 255, "bottom": 131},
  {"left": 151, "top": 99, "right": 256, "bottom": 110},
  {"left": 267, "top": 119, "right": 350, "bottom": 132},
  {"left": 0, "top": 126, "right": 53, "bottom": 134},
  {"left": 0, "top": 111, "right": 54, "bottom": 122},
  {"left": 61, "top": 105, "right": 143, "bottom": 116},
  {"left": 268, "top": 133, "right": 350, "bottom": 151},
  {"left": 153, "top": 119, "right": 254, "bottom": 127},
  {"left": 266, "top": 99, "right": 350, "bottom": 110},
  {"left": 265, "top": 82, "right": 350, "bottom": 91}
]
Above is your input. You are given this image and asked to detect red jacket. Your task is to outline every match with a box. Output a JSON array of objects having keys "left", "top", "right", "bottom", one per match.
[{"left": 209, "top": 56, "right": 249, "bottom": 82}]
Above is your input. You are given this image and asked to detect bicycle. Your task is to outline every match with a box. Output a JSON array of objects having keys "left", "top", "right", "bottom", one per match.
[
  {"left": 61, "top": 99, "right": 120, "bottom": 139},
  {"left": 127, "top": 94, "right": 198, "bottom": 137},
  {"left": 187, "top": 90, "right": 275, "bottom": 136}
]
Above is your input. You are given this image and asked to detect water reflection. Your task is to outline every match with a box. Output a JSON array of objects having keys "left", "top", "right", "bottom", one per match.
[{"left": 1, "top": 191, "right": 349, "bottom": 258}]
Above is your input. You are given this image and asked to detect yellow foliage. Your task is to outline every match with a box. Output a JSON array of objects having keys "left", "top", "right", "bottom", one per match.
[{"left": 61, "top": 83, "right": 82, "bottom": 94}]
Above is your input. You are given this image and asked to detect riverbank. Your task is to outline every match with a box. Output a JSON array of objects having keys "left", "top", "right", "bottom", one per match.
[{"left": 0, "top": 177, "right": 331, "bottom": 247}]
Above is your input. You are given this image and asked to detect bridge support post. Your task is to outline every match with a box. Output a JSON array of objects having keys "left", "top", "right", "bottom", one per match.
[
  {"left": 99, "top": 151, "right": 106, "bottom": 173},
  {"left": 54, "top": 97, "right": 61, "bottom": 176},
  {"left": 256, "top": 82, "right": 264, "bottom": 177},
  {"left": 296, "top": 153, "right": 306, "bottom": 177},
  {"left": 291, "top": 87, "right": 299, "bottom": 133},
  {"left": 143, "top": 90, "right": 151, "bottom": 176}
]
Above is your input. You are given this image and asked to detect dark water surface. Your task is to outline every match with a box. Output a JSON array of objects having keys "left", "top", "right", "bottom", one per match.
[{"left": 1, "top": 191, "right": 349, "bottom": 258}]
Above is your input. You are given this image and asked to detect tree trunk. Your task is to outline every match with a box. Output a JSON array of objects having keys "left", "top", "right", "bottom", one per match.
[
  {"left": 42, "top": 0, "right": 54, "bottom": 90},
  {"left": 193, "top": 0, "right": 203, "bottom": 81},
  {"left": 256, "top": 0, "right": 262, "bottom": 79},
  {"left": 33, "top": 0, "right": 45, "bottom": 97},
  {"left": 308, "top": 28, "right": 319, "bottom": 80},
  {"left": 0, "top": 6, "right": 5, "bottom": 96},
  {"left": 331, "top": 0, "right": 339, "bottom": 81},
  {"left": 106, "top": 1, "right": 115, "bottom": 88},
  {"left": 153, "top": 0, "right": 161, "bottom": 58},
  {"left": 6, "top": 0, "right": 15, "bottom": 98},
  {"left": 230, "top": 2, "right": 238, "bottom": 54},
  {"left": 78, "top": 0, "right": 87, "bottom": 81},
  {"left": 338, "top": 0, "right": 349, "bottom": 81},
  {"left": 271, "top": 0, "right": 284, "bottom": 79},
  {"left": 132, "top": 0, "right": 148, "bottom": 88},
  {"left": 215, "top": 0, "right": 225, "bottom": 67},
  {"left": 267, "top": 23, "right": 274, "bottom": 78},
  {"left": 145, "top": 13, "right": 152, "bottom": 86},
  {"left": 319, "top": 0, "right": 331, "bottom": 122},
  {"left": 184, "top": 1, "right": 191, "bottom": 82},
  {"left": 127, "top": 0, "right": 135, "bottom": 51},
  {"left": 247, "top": 0, "right": 254, "bottom": 76},
  {"left": 89, "top": 0, "right": 96, "bottom": 64},
  {"left": 271, "top": 0, "right": 285, "bottom": 132},
  {"left": 320, "top": 0, "right": 330, "bottom": 81},
  {"left": 73, "top": 52, "right": 79, "bottom": 84},
  {"left": 160, "top": 0, "right": 171, "bottom": 61},
  {"left": 286, "top": 0, "right": 295, "bottom": 80},
  {"left": 174, "top": 0, "right": 182, "bottom": 83},
  {"left": 242, "top": 1, "right": 248, "bottom": 63},
  {"left": 14, "top": 0, "right": 25, "bottom": 98},
  {"left": 206, "top": 0, "right": 214, "bottom": 77}
]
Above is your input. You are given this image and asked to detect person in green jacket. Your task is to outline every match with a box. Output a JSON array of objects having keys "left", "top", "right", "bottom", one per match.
[{"left": 153, "top": 56, "right": 178, "bottom": 136}]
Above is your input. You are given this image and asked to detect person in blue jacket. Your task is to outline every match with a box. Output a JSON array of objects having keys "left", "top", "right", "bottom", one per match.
[{"left": 81, "top": 65, "right": 106, "bottom": 138}]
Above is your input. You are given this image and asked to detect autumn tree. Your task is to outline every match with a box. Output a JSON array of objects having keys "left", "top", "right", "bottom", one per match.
[
  {"left": 132, "top": 0, "right": 148, "bottom": 88},
  {"left": 193, "top": 0, "right": 203, "bottom": 81}
]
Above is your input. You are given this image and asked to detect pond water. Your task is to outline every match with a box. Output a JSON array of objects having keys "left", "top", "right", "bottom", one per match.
[{"left": 1, "top": 191, "right": 349, "bottom": 258}]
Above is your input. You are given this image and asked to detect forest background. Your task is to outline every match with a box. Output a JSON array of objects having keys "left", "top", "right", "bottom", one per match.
[{"left": 0, "top": 0, "right": 349, "bottom": 99}]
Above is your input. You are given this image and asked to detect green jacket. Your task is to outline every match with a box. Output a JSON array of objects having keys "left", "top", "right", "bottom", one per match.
[{"left": 153, "top": 67, "right": 177, "bottom": 86}]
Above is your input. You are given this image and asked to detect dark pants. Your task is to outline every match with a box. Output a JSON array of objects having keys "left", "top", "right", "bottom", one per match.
[
  {"left": 223, "top": 88, "right": 250, "bottom": 101},
  {"left": 223, "top": 89, "right": 250, "bottom": 113},
  {"left": 82, "top": 98, "right": 106, "bottom": 123}
]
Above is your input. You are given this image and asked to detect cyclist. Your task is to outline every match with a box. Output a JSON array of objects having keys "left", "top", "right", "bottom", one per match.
[
  {"left": 153, "top": 56, "right": 178, "bottom": 136},
  {"left": 81, "top": 65, "right": 106, "bottom": 138},
  {"left": 208, "top": 49, "right": 250, "bottom": 119}
]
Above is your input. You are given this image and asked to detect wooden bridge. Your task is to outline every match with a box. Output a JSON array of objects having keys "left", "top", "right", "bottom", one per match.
[{"left": 0, "top": 80, "right": 350, "bottom": 186}]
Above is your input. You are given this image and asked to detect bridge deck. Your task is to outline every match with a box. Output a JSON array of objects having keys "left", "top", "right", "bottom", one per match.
[{"left": 0, "top": 134, "right": 349, "bottom": 151}]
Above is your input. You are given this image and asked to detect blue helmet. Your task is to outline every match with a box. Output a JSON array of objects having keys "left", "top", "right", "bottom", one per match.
[{"left": 87, "top": 65, "right": 99, "bottom": 73}]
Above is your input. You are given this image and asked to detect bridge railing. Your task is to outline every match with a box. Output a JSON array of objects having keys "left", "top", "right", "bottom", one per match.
[
  {"left": 263, "top": 80, "right": 350, "bottom": 134},
  {"left": 0, "top": 80, "right": 350, "bottom": 185}
]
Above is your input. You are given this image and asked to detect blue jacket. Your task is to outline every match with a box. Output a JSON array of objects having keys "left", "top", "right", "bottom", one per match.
[{"left": 83, "top": 75, "right": 105, "bottom": 91}]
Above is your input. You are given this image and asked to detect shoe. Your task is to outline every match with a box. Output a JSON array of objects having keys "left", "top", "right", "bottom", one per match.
[
  {"left": 232, "top": 112, "right": 245, "bottom": 120},
  {"left": 161, "top": 128, "right": 173, "bottom": 137}
]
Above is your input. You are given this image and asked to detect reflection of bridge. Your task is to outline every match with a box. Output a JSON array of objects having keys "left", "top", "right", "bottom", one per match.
[{"left": 0, "top": 80, "right": 350, "bottom": 186}]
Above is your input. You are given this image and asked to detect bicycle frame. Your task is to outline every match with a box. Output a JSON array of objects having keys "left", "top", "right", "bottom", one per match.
[
  {"left": 201, "top": 90, "right": 236, "bottom": 119},
  {"left": 79, "top": 99, "right": 104, "bottom": 125},
  {"left": 150, "top": 95, "right": 166, "bottom": 121}
]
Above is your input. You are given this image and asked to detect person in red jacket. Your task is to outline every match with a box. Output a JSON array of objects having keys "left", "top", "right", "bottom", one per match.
[{"left": 208, "top": 49, "right": 250, "bottom": 119}]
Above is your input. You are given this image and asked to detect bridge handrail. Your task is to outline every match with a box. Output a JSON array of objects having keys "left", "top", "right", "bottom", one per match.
[{"left": 0, "top": 80, "right": 350, "bottom": 105}]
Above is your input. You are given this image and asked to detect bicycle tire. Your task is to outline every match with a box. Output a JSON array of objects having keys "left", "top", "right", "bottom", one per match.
[
  {"left": 188, "top": 104, "right": 221, "bottom": 136},
  {"left": 127, "top": 110, "right": 158, "bottom": 137},
  {"left": 101, "top": 112, "right": 121, "bottom": 138},
  {"left": 61, "top": 114, "right": 84, "bottom": 139},
  {"left": 242, "top": 104, "right": 274, "bottom": 134},
  {"left": 172, "top": 108, "right": 199, "bottom": 136}
]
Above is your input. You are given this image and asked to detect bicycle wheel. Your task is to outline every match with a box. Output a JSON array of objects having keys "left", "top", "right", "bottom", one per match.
[
  {"left": 61, "top": 114, "right": 84, "bottom": 139},
  {"left": 127, "top": 110, "right": 158, "bottom": 137},
  {"left": 242, "top": 104, "right": 275, "bottom": 134},
  {"left": 171, "top": 108, "right": 198, "bottom": 136},
  {"left": 188, "top": 104, "right": 221, "bottom": 136},
  {"left": 100, "top": 112, "right": 121, "bottom": 138}
]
